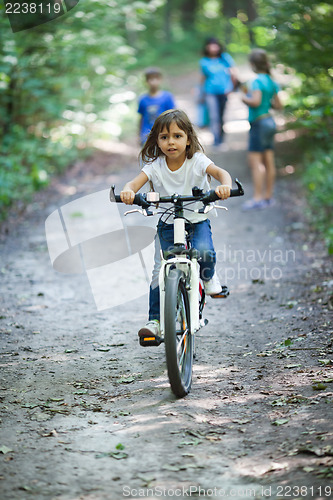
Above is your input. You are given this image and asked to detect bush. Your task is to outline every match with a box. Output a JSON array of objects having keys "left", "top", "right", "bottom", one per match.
[
  {"left": 303, "top": 148, "right": 333, "bottom": 254},
  {"left": 0, "top": 126, "right": 82, "bottom": 217}
]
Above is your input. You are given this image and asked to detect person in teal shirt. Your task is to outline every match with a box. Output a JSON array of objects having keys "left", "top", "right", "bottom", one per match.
[
  {"left": 200, "top": 37, "right": 238, "bottom": 148},
  {"left": 242, "top": 49, "right": 283, "bottom": 210}
]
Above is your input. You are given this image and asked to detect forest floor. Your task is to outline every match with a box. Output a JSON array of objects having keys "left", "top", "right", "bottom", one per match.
[{"left": 0, "top": 71, "right": 332, "bottom": 500}]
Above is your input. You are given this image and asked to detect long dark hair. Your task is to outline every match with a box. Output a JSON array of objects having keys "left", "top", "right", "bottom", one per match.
[
  {"left": 140, "top": 109, "right": 204, "bottom": 164},
  {"left": 249, "top": 49, "right": 271, "bottom": 75}
]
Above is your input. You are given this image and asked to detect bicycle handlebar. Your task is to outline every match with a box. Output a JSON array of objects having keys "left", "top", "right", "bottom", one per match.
[{"left": 110, "top": 178, "right": 244, "bottom": 208}]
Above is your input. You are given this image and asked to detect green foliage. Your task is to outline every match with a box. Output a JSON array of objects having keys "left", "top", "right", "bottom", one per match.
[
  {"left": 303, "top": 149, "right": 333, "bottom": 254},
  {"left": 0, "top": 0, "right": 147, "bottom": 215},
  {"left": 256, "top": 0, "right": 333, "bottom": 147},
  {"left": 0, "top": 125, "right": 81, "bottom": 216}
]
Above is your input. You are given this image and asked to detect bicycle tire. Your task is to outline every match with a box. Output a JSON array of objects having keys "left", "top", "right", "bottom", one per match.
[{"left": 164, "top": 268, "right": 193, "bottom": 397}]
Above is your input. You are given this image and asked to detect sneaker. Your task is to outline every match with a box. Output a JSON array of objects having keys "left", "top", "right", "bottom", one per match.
[
  {"left": 263, "top": 198, "right": 276, "bottom": 207},
  {"left": 242, "top": 199, "right": 266, "bottom": 211},
  {"left": 138, "top": 320, "right": 163, "bottom": 346},
  {"left": 203, "top": 272, "right": 222, "bottom": 296}
]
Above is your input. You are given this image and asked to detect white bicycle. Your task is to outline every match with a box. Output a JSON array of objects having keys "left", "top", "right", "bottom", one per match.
[{"left": 110, "top": 180, "right": 244, "bottom": 397}]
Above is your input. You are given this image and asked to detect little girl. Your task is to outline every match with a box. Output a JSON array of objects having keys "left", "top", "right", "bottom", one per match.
[
  {"left": 120, "top": 109, "right": 232, "bottom": 342},
  {"left": 241, "top": 49, "right": 283, "bottom": 210}
]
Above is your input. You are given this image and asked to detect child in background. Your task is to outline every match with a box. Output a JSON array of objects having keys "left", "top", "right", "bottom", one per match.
[
  {"left": 120, "top": 109, "right": 232, "bottom": 342},
  {"left": 138, "top": 67, "right": 176, "bottom": 145},
  {"left": 241, "top": 49, "right": 283, "bottom": 210},
  {"left": 199, "top": 37, "right": 238, "bottom": 148}
]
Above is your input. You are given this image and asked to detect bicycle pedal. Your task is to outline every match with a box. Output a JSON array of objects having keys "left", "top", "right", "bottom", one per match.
[
  {"left": 210, "top": 286, "right": 230, "bottom": 299},
  {"left": 199, "top": 318, "right": 209, "bottom": 328},
  {"left": 139, "top": 335, "right": 164, "bottom": 347}
]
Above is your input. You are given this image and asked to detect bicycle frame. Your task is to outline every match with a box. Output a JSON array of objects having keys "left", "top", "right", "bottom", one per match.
[{"left": 158, "top": 217, "right": 201, "bottom": 337}]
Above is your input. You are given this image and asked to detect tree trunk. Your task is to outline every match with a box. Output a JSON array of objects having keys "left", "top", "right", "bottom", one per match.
[
  {"left": 164, "top": 0, "right": 173, "bottom": 43},
  {"left": 179, "top": 0, "right": 198, "bottom": 30}
]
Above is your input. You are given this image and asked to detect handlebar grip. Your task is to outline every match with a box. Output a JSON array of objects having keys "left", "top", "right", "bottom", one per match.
[
  {"left": 230, "top": 179, "right": 244, "bottom": 197},
  {"left": 202, "top": 179, "right": 244, "bottom": 204},
  {"left": 114, "top": 194, "right": 144, "bottom": 205},
  {"left": 133, "top": 194, "right": 144, "bottom": 206},
  {"left": 111, "top": 187, "right": 147, "bottom": 207}
]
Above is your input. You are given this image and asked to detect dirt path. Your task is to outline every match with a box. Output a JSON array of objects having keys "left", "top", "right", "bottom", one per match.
[{"left": 0, "top": 74, "right": 332, "bottom": 500}]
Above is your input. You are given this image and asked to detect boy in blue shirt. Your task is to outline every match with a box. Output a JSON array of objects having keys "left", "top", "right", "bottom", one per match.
[{"left": 138, "top": 67, "right": 176, "bottom": 145}]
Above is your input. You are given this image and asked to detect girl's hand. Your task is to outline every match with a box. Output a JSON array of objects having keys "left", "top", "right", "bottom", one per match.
[
  {"left": 120, "top": 189, "right": 135, "bottom": 205},
  {"left": 215, "top": 184, "right": 231, "bottom": 200},
  {"left": 240, "top": 83, "right": 248, "bottom": 94}
]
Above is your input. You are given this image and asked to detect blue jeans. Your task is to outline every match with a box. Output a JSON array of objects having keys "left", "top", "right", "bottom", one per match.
[
  {"left": 149, "top": 219, "right": 216, "bottom": 321},
  {"left": 249, "top": 116, "right": 276, "bottom": 152},
  {"left": 205, "top": 93, "right": 228, "bottom": 145}
]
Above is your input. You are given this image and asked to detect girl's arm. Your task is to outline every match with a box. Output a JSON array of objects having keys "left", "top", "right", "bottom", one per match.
[
  {"left": 242, "top": 89, "right": 262, "bottom": 108},
  {"left": 272, "top": 92, "right": 283, "bottom": 110},
  {"left": 120, "top": 171, "right": 149, "bottom": 204},
  {"left": 206, "top": 163, "right": 232, "bottom": 200}
]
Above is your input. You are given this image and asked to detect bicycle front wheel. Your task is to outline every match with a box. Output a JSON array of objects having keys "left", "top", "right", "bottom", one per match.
[{"left": 164, "top": 268, "right": 193, "bottom": 397}]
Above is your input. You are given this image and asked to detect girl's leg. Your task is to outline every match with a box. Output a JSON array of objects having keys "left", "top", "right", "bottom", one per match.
[
  {"left": 260, "top": 117, "right": 276, "bottom": 200},
  {"left": 262, "top": 149, "right": 276, "bottom": 200},
  {"left": 217, "top": 94, "right": 228, "bottom": 143},
  {"left": 148, "top": 223, "right": 174, "bottom": 321},
  {"left": 189, "top": 220, "right": 216, "bottom": 281},
  {"left": 148, "top": 235, "right": 161, "bottom": 321},
  {"left": 205, "top": 94, "right": 222, "bottom": 145},
  {"left": 248, "top": 152, "right": 265, "bottom": 200}
]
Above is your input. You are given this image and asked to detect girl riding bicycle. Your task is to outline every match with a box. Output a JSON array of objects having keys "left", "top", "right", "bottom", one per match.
[{"left": 120, "top": 109, "right": 232, "bottom": 342}]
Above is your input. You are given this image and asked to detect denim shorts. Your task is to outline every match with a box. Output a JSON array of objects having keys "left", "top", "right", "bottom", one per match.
[{"left": 249, "top": 115, "right": 276, "bottom": 152}]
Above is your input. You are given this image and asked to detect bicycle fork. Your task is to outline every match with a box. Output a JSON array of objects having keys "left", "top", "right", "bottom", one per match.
[{"left": 159, "top": 256, "right": 202, "bottom": 338}]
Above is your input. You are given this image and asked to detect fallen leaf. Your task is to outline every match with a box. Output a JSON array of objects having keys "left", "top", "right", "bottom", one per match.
[
  {"left": 136, "top": 475, "right": 156, "bottom": 487},
  {"left": 29, "top": 412, "right": 53, "bottom": 422},
  {"left": 95, "top": 451, "right": 128, "bottom": 460},
  {"left": 318, "top": 359, "right": 332, "bottom": 366},
  {"left": 0, "top": 445, "right": 13, "bottom": 454},
  {"left": 312, "top": 382, "right": 327, "bottom": 391},
  {"left": 272, "top": 419, "right": 289, "bottom": 426},
  {"left": 232, "top": 418, "right": 251, "bottom": 424},
  {"left": 117, "top": 376, "right": 135, "bottom": 384},
  {"left": 263, "top": 462, "right": 288, "bottom": 474},
  {"left": 162, "top": 464, "right": 181, "bottom": 471},
  {"left": 41, "top": 430, "right": 58, "bottom": 438}
]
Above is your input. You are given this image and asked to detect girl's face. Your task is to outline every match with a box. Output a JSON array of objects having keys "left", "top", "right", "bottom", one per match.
[
  {"left": 206, "top": 42, "right": 220, "bottom": 57},
  {"left": 157, "top": 122, "right": 190, "bottom": 163}
]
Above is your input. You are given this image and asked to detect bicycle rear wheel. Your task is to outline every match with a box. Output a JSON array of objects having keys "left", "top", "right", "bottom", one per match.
[{"left": 164, "top": 268, "right": 193, "bottom": 397}]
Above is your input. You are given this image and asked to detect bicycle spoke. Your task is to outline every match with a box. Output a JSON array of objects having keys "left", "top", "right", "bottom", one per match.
[
  {"left": 177, "top": 330, "right": 188, "bottom": 353},
  {"left": 178, "top": 329, "right": 189, "bottom": 371}
]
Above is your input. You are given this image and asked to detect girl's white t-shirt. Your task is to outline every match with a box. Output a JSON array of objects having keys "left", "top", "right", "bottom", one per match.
[{"left": 142, "top": 152, "right": 214, "bottom": 223}]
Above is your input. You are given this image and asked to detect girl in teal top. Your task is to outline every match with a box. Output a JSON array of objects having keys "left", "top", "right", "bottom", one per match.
[{"left": 242, "top": 49, "right": 282, "bottom": 210}]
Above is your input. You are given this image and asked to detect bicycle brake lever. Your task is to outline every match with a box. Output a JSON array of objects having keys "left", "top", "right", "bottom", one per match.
[
  {"left": 124, "top": 208, "right": 146, "bottom": 216},
  {"left": 197, "top": 204, "right": 228, "bottom": 214},
  {"left": 124, "top": 208, "right": 156, "bottom": 216},
  {"left": 214, "top": 204, "right": 228, "bottom": 211}
]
